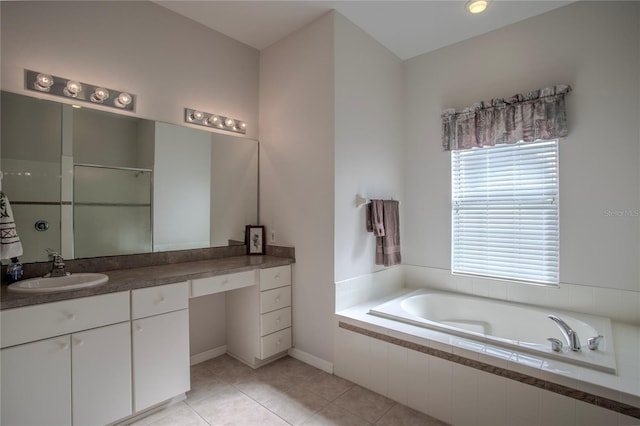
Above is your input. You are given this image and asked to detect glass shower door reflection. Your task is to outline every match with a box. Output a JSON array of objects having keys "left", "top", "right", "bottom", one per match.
[{"left": 73, "top": 165, "right": 152, "bottom": 258}]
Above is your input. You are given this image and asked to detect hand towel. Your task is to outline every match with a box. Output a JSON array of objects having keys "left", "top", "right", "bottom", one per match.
[
  {"left": 379, "top": 200, "right": 401, "bottom": 267},
  {"left": 366, "top": 203, "right": 373, "bottom": 232},
  {"left": 365, "top": 199, "right": 401, "bottom": 267},
  {"left": 0, "top": 191, "right": 23, "bottom": 260},
  {"left": 370, "top": 200, "right": 385, "bottom": 237}
]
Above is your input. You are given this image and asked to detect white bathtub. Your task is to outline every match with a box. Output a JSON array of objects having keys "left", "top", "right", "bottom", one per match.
[{"left": 369, "top": 289, "right": 617, "bottom": 373}]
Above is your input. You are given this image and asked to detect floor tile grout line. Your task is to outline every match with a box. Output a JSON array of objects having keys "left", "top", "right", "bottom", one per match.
[
  {"left": 372, "top": 402, "right": 398, "bottom": 425},
  {"left": 184, "top": 400, "right": 213, "bottom": 426},
  {"left": 225, "top": 367, "right": 300, "bottom": 425},
  {"left": 229, "top": 373, "right": 330, "bottom": 425}
]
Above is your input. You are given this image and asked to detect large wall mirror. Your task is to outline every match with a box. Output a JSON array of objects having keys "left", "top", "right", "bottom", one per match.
[{"left": 1, "top": 91, "right": 258, "bottom": 263}]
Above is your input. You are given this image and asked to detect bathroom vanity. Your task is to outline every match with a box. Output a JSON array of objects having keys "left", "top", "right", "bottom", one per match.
[{"left": 0, "top": 254, "right": 294, "bottom": 426}]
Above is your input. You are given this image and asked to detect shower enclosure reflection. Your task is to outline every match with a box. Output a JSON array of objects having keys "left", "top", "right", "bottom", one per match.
[{"left": 73, "top": 165, "right": 152, "bottom": 258}]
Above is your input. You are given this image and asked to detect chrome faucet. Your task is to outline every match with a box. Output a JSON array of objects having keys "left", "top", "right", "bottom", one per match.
[
  {"left": 548, "top": 314, "right": 581, "bottom": 351},
  {"left": 46, "top": 249, "right": 68, "bottom": 278}
]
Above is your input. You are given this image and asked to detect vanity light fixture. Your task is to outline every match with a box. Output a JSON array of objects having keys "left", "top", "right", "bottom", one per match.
[
  {"left": 34, "top": 73, "right": 54, "bottom": 91},
  {"left": 114, "top": 92, "right": 133, "bottom": 108},
  {"left": 91, "top": 87, "right": 110, "bottom": 103},
  {"left": 466, "top": 0, "right": 488, "bottom": 14},
  {"left": 184, "top": 108, "right": 246, "bottom": 134},
  {"left": 25, "top": 69, "right": 136, "bottom": 111},
  {"left": 63, "top": 80, "right": 82, "bottom": 97}
]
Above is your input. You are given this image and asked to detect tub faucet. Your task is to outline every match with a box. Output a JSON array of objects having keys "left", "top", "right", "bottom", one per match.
[
  {"left": 548, "top": 315, "right": 581, "bottom": 351},
  {"left": 46, "top": 249, "right": 68, "bottom": 278}
]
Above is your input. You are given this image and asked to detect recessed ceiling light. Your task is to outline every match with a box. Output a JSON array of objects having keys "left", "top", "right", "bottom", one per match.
[{"left": 466, "top": 0, "right": 488, "bottom": 14}]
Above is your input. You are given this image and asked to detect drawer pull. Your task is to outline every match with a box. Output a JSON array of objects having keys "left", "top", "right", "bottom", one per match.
[
  {"left": 158, "top": 296, "right": 166, "bottom": 304},
  {"left": 276, "top": 339, "right": 282, "bottom": 346},
  {"left": 275, "top": 297, "right": 280, "bottom": 303},
  {"left": 60, "top": 342, "right": 70, "bottom": 351},
  {"left": 222, "top": 279, "right": 229, "bottom": 286},
  {"left": 275, "top": 274, "right": 280, "bottom": 280},
  {"left": 74, "top": 339, "right": 84, "bottom": 347},
  {"left": 67, "top": 313, "right": 76, "bottom": 321},
  {"left": 276, "top": 317, "right": 281, "bottom": 323},
  {"left": 135, "top": 325, "right": 143, "bottom": 333}
]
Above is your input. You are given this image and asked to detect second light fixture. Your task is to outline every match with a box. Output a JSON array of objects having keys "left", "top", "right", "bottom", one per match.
[{"left": 185, "top": 108, "right": 246, "bottom": 134}]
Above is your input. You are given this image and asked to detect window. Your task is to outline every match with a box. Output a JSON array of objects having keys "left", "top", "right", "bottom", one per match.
[{"left": 451, "top": 139, "right": 559, "bottom": 285}]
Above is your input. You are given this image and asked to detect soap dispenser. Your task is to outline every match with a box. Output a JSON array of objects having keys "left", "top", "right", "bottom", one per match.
[{"left": 6, "top": 257, "right": 23, "bottom": 283}]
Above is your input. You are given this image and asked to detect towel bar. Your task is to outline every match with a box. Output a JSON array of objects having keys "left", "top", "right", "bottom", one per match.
[{"left": 355, "top": 194, "right": 400, "bottom": 208}]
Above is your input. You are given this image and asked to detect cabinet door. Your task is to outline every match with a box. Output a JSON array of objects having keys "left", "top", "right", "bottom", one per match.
[
  {"left": 1, "top": 336, "right": 72, "bottom": 426},
  {"left": 72, "top": 322, "right": 132, "bottom": 426},
  {"left": 132, "top": 309, "right": 190, "bottom": 412}
]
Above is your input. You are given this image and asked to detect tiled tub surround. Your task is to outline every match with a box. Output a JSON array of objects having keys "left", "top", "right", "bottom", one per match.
[
  {"left": 334, "top": 267, "right": 640, "bottom": 425},
  {"left": 0, "top": 245, "right": 295, "bottom": 310}
]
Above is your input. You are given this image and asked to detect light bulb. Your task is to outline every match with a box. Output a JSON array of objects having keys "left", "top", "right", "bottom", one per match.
[
  {"left": 205, "top": 115, "right": 219, "bottom": 126},
  {"left": 64, "top": 80, "right": 82, "bottom": 97},
  {"left": 115, "top": 92, "right": 132, "bottom": 108},
  {"left": 239, "top": 122, "right": 247, "bottom": 130},
  {"left": 225, "top": 117, "right": 235, "bottom": 128},
  {"left": 91, "top": 87, "right": 110, "bottom": 102},
  {"left": 35, "top": 73, "right": 54, "bottom": 91},
  {"left": 466, "top": 0, "right": 487, "bottom": 14},
  {"left": 190, "top": 110, "right": 204, "bottom": 121}
]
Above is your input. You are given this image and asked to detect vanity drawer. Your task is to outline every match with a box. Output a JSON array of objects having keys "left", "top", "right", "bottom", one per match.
[
  {"left": 260, "top": 327, "right": 291, "bottom": 360},
  {"left": 260, "top": 307, "right": 291, "bottom": 336},
  {"left": 259, "top": 286, "right": 291, "bottom": 314},
  {"left": 132, "top": 282, "right": 189, "bottom": 320},
  {"left": 259, "top": 265, "right": 291, "bottom": 291},
  {"left": 191, "top": 270, "right": 256, "bottom": 297},
  {"left": 1, "top": 291, "right": 130, "bottom": 348}
]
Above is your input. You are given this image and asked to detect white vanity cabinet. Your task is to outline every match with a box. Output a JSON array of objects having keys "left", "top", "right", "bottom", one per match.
[
  {"left": 1, "top": 335, "right": 72, "bottom": 426},
  {"left": 131, "top": 281, "right": 190, "bottom": 412},
  {"left": 0, "top": 291, "right": 131, "bottom": 426},
  {"left": 226, "top": 265, "right": 292, "bottom": 367}
]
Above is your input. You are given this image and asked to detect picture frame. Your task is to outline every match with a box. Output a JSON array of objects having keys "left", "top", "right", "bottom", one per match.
[{"left": 245, "top": 225, "right": 266, "bottom": 255}]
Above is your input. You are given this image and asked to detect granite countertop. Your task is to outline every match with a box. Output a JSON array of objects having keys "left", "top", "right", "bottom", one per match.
[{"left": 1, "top": 255, "right": 294, "bottom": 310}]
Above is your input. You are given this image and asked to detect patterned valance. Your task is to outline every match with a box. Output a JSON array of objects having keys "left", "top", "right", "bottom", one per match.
[{"left": 441, "top": 85, "right": 571, "bottom": 151}]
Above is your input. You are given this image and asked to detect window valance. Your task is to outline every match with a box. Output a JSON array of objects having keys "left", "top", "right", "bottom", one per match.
[{"left": 441, "top": 85, "right": 571, "bottom": 151}]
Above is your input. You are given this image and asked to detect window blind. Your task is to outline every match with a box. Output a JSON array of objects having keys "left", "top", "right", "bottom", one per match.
[{"left": 451, "top": 139, "right": 559, "bottom": 285}]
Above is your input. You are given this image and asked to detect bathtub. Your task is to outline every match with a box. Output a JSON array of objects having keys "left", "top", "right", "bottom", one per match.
[{"left": 368, "top": 289, "right": 617, "bottom": 373}]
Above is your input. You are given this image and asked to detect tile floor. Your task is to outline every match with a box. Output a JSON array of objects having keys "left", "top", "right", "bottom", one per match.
[{"left": 129, "top": 355, "right": 449, "bottom": 426}]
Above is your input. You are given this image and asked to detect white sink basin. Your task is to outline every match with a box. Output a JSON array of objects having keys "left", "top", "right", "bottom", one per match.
[{"left": 8, "top": 273, "right": 109, "bottom": 293}]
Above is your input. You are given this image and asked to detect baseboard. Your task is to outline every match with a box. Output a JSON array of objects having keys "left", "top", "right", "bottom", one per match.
[
  {"left": 190, "top": 345, "right": 227, "bottom": 365},
  {"left": 110, "top": 394, "right": 186, "bottom": 426},
  {"left": 288, "top": 347, "right": 334, "bottom": 374}
]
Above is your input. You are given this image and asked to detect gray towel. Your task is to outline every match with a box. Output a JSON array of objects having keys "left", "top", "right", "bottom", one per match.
[
  {"left": 365, "top": 199, "right": 401, "bottom": 267},
  {"left": 371, "top": 200, "right": 385, "bottom": 237}
]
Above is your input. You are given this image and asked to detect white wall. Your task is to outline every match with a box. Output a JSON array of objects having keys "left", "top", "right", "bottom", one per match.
[
  {"left": 259, "top": 12, "right": 336, "bottom": 364},
  {"left": 334, "top": 13, "right": 405, "bottom": 282},
  {"left": 0, "top": 1, "right": 259, "bottom": 139},
  {"left": 404, "top": 2, "right": 640, "bottom": 300}
]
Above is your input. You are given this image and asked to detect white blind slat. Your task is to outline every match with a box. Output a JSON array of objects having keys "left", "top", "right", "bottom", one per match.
[{"left": 451, "top": 139, "right": 559, "bottom": 285}]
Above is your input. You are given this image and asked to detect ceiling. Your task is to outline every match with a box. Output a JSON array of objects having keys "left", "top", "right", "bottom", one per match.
[{"left": 155, "top": 1, "right": 572, "bottom": 60}]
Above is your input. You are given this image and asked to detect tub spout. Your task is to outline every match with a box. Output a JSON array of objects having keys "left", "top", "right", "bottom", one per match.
[{"left": 548, "top": 315, "right": 581, "bottom": 351}]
